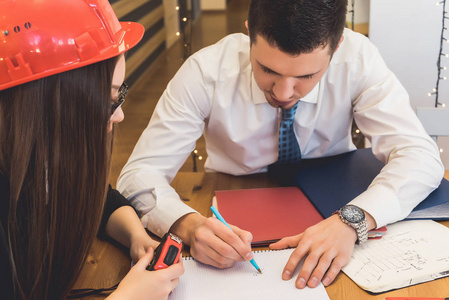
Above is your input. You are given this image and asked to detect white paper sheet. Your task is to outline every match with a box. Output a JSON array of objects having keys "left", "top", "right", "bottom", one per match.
[
  {"left": 342, "top": 220, "right": 449, "bottom": 293},
  {"left": 169, "top": 248, "right": 330, "bottom": 300}
]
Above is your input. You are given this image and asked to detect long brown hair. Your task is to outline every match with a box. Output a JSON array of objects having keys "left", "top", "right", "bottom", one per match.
[{"left": 0, "top": 55, "right": 119, "bottom": 299}]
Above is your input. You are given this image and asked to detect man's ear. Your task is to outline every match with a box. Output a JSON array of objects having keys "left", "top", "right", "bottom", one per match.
[
  {"left": 334, "top": 35, "right": 344, "bottom": 53},
  {"left": 245, "top": 20, "right": 252, "bottom": 46}
]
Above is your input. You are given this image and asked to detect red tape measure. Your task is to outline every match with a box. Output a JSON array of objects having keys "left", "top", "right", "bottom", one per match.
[{"left": 147, "top": 232, "right": 183, "bottom": 271}]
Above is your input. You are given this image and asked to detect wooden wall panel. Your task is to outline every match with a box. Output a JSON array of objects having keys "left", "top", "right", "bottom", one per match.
[
  {"left": 126, "top": 27, "right": 166, "bottom": 77},
  {"left": 111, "top": 0, "right": 149, "bottom": 18},
  {"left": 110, "top": 0, "right": 167, "bottom": 86}
]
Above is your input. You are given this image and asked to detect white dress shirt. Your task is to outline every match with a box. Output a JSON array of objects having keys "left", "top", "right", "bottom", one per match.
[{"left": 117, "top": 29, "right": 444, "bottom": 237}]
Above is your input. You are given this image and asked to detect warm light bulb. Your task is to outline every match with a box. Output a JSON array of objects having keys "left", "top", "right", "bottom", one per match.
[
  {"left": 198, "top": 156, "right": 203, "bottom": 160},
  {"left": 440, "top": 148, "right": 444, "bottom": 153},
  {"left": 355, "top": 129, "right": 360, "bottom": 134},
  {"left": 183, "top": 17, "right": 187, "bottom": 22},
  {"left": 175, "top": 6, "right": 180, "bottom": 10},
  {"left": 194, "top": 149, "right": 198, "bottom": 154},
  {"left": 176, "top": 32, "right": 180, "bottom": 36},
  {"left": 428, "top": 92, "right": 432, "bottom": 96}
]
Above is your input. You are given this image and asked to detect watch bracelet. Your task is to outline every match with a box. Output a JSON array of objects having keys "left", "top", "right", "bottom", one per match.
[
  {"left": 356, "top": 220, "right": 368, "bottom": 244},
  {"left": 333, "top": 210, "right": 369, "bottom": 244}
]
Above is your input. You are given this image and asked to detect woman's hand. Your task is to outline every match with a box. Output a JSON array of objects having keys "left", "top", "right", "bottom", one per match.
[
  {"left": 107, "top": 247, "right": 184, "bottom": 300},
  {"left": 129, "top": 232, "right": 159, "bottom": 263}
]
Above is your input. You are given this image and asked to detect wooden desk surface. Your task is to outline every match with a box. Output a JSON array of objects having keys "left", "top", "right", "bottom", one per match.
[{"left": 74, "top": 171, "right": 449, "bottom": 299}]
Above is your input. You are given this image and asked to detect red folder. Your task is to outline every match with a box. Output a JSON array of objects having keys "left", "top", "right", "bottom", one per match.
[{"left": 214, "top": 187, "right": 324, "bottom": 246}]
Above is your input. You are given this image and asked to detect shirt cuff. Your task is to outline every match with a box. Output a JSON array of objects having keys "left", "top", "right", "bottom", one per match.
[
  {"left": 145, "top": 198, "right": 198, "bottom": 237},
  {"left": 349, "top": 184, "right": 403, "bottom": 228}
]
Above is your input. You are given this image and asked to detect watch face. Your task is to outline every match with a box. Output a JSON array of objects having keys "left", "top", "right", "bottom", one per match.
[{"left": 341, "top": 205, "right": 365, "bottom": 223}]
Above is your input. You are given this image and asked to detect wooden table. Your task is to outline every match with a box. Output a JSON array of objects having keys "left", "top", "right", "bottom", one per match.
[{"left": 74, "top": 172, "right": 449, "bottom": 299}]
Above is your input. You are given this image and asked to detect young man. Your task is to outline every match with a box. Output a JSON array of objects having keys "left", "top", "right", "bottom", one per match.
[{"left": 118, "top": 0, "right": 443, "bottom": 289}]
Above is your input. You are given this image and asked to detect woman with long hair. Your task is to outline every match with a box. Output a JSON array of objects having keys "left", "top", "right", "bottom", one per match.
[{"left": 0, "top": 1, "right": 184, "bottom": 299}]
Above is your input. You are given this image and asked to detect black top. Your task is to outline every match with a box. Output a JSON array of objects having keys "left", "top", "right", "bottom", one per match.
[{"left": 0, "top": 174, "right": 133, "bottom": 298}]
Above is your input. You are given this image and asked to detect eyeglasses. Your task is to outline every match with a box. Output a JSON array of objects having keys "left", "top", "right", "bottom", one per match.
[{"left": 111, "top": 82, "right": 128, "bottom": 118}]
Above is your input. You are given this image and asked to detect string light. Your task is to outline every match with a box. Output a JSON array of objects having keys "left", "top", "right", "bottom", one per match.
[
  {"left": 174, "top": 3, "right": 193, "bottom": 59},
  {"left": 191, "top": 149, "right": 203, "bottom": 172},
  {"left": 428, "top": 0, "right": 448, "bottom": 107}
]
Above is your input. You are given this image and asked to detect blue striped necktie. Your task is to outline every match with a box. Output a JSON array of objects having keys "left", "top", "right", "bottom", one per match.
[{"left": 276, "top": 102, "right": 301, "bottom": 164}]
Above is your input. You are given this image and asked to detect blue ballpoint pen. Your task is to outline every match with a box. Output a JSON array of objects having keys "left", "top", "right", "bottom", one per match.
[{"left": 210, "top": 206, "right": 262, "bottom": 274}]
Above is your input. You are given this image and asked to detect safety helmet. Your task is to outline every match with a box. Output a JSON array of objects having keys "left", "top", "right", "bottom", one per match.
[{"left": 0, "top": 0, "right": 145, "bottom": 91}]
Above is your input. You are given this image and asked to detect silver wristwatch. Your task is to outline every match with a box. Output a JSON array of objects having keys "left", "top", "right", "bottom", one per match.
[{"left": 336, "top": 205, "right": 368, "bottom": 244}]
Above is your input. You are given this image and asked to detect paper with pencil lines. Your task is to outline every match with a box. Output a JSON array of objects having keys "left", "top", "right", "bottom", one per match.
[
  {"left": 169, "top": 248, "right": 330, "bottom": 300},
  {"left": 342, "top": 220, "right": 449, "bottom": 293}
]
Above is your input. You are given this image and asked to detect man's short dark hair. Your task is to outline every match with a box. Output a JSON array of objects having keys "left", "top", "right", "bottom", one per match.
[{"left": 247, "top": 0, "right": 347, "bottom": 55}]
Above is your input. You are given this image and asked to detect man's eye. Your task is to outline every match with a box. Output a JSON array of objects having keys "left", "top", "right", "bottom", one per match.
[{"left": 261, "top": 66, "right": 274, "bottom": 74}]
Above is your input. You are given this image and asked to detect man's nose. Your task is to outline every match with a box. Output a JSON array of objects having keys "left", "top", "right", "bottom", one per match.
[{"left": 272, "top": 77, "right": 295, "bottom": 101}]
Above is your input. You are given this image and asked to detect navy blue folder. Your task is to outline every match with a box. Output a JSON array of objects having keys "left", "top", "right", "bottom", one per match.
[{"left": 294, "top": 148, "right": 449, "bottom": 219}]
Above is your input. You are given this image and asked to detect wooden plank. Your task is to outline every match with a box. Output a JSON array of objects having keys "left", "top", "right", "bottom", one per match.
[
  {"left": 112, "top": 0, "right": 150, "bottom": 19},
  {"left": 126, "top": 28, "right": 166, "bottom": 78},
  {"left": 138, "top": 5, "right": 164, "bottom": 30},
  {"left": 346, "top": 22, "right": 369, "bottom": 36}
]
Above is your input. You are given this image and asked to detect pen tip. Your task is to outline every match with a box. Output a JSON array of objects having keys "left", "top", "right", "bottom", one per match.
[{"left": 258, "top": 269, "right": 262, "bottom": 274}]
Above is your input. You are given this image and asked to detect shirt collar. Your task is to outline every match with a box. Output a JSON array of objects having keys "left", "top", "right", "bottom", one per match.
[
  {"left": 250, "top": 70, "right": 320, "bottom": 105},
  {"left": 250, "top": 70, "right": 267, "bottom": 104}
]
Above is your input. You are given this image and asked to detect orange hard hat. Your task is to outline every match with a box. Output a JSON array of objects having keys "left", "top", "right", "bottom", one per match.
[{"left": 0, "top": 0, "right": 145, "bottom": 91}]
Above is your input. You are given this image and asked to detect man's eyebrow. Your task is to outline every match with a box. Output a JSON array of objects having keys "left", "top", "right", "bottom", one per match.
[{"left": 257, "top": 61, "right": 320, "bottom": 78}]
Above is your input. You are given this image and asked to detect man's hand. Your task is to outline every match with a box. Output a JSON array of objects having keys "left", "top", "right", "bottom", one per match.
[
  {"left": 170, "top": 213, "right": 254, "bottom": 268},
  {"left": 270, "top": 214, "right": 356, "bottom": 288}
]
